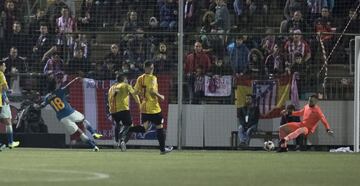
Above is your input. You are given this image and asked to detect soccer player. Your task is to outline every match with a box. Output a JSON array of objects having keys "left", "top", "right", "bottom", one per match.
[
  {"left": 108, "top": 73, "right": 141, "bottom": 151},
  {"left": 278, "top": 95, "right": 334, "bottom": 152},
  {"left": 0, "top": 61, "right": 20, "bottom": 149},
  {"left": 134, "top": 61, "right": 173, "bottom": 155},
  {"left": 38, "top": 77, "right": 101, "bottom": 151}
]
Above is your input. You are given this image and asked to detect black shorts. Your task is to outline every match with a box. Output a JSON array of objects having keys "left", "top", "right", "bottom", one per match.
[
  {"left": 111, "top": 110, "right": 132, "bottom": 126},
  {"left": 141, "top": 113, "right": 163, "bottom": 125}
]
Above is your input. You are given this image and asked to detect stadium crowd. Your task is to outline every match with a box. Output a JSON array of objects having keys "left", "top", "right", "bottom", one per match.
[{"left": 0, "top": 0, "right": 359, "bottom": 100}]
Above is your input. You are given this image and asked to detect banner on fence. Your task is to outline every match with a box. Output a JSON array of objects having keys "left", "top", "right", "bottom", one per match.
[
  {"left": 204, "top": 75, "right": 232, "bottom": 97},
  {"left": 235, "top": 75, "right": 291, "bottom": 118}
]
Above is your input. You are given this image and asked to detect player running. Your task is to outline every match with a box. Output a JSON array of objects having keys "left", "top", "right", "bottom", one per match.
[
  {"left": 108, "top": 73, "right": 141, "bottom": 151},
  {"left": 133, "top": 61, "right": 173, "bottom": 155},
  {"left": 278, "top": 95, "right": 334, "bottom": 152},
  {"left": 38, "top": 77, "right": 101, "bottom": 151}
]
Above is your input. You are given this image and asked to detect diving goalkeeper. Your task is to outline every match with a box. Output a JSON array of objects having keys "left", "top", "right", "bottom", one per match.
[{"left": 278, "top": 95, "right": 334, "bottom": 152}]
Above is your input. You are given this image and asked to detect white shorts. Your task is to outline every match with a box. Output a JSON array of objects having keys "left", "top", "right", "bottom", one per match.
[
  {"left": 60, "top": 110, "right": 85, "bottom": 135},
  {"left": 0, "top": 104, "right": 12, "bottom": 119}
]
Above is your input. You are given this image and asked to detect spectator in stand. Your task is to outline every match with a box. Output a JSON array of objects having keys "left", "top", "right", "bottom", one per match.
[
  {"left": 123, "top": 39, "right": 145, "bottom": 73},
  {"left": 67, "top": 49, "right": 90, "bottom": 77},
  {"left": 247, "top": 48, "right": 265, "bottom": 79},
  {"left": 118, "top": 61, "right": 135, "bottom": 75},
  {"left": 242, "top": 31, "right": 259, "bottom": 51},
  {"left": 284, "top": 30, "right": 311, "bottom": 94},
  {"left": 185, "top": 42, "right": 211, "bottom": 104},
  {"left": 9, "top": 21, "right": 30, "bottom": 57},
  {"left": 43, "top": 52, "right": 64, "bottom": 92},
  {"left": 343, "top": 8, "right": 360, "bottom": 34},
  {"left": 89, "top": 61, "right": 107, "bottom": 80},
  {"left": 44, "top": 52, "right": 64, "bottom": 77},
  {"left": 78, "top": 0, "right": 96, "bottom": 31},
  {"left": 2, "top": 47, "right": 27, "bottom": 88},
  {"left": 208, "top": 0, "right": 217, "bottom": 12},
  {"left": 103, "top": 44, "right": 122, "bottom": 78},
  {"left": 122, "top": 10, "right": 144, "bottom": 33},
  {"left": 210, "top": 0, "right": 230, "bottom": 33},
  {"left": 307, "top": 0, "right": 329, "bottom": 23},
  {"left": 73, "top": 34, "right": 89, "bottom": 60},
  {"left": 264, "top": 43, "right": 286, "bottom": 77},
  {"left": 201, "top": 10, "right": 215, "bottom": 33},
  {"left": 45, "top": 0, "right": 69, "bottom": 33},
  {"left": 314, "top": 7, "right": 337, "bottom": 58},
  {"left": 56, "top": 7, "right": 77, "bottom": 48},
  {"left": 122, "top": 10, "right": 145, "bottom": 53},
  {"left": 184, "top": 0, "right": 197, "bottom": 32},
  {"left": 260, "top": 28, "right": 276, "bottom": 57},
  {"left": 233, "top": 0, "right": 244, "bottom": 28},
  {"left": 207, "top": 56, "right": 233, "bottom": 76},
  {"left": 192, "top": 65, "right": 205, "bottom": 104},
  {"left": 241, "top": 0, "right": 269, "bottom": 29},
  {"left": 284, "top": 0, "right": 307, "bottom": 21},
  {"left": 200, "top": 11, "right": 218, "bottom": 54},
  {"left": 45, "top": 0, "right": 69, "bottom": 34},
  {"left": 153, "top": 42, "right": 168, "bottom": 73},
  {"left": 31, "top": 23, "right": 54, "bottom": 66},
  {"left": 284, "top": 30, "right": 311, "bottom": 69},
  {"left": 185, "top": 42, "right": 212, "bottom": 76},
  {"left": 281, "top": 10, "right": 308, "bottom": 34},
  {"left": 228, "top": 35, "right": 250, "bottom": 76},
  {"left": 1, "top": 0, "right": 20, "bottom": 34},
  {"left": 146, "top": 16, "right": 161, "bottom": 40},
  {"left": 159, "top": 0, "right": 177, "bottom": 31},
  {"left": 341, "top": 8, "right": 360, "bottom": 56},
  {"left": 28, "top": 9, "right": 47, "bottom": 37}
]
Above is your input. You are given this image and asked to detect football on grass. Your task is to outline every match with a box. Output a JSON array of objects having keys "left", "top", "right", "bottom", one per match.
[{"left": 264, "top": 140, "right": 275, "bottom": 151}]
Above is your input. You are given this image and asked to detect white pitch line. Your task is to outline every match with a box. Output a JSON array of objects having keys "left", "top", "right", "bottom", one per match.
[{"left": 0, "top": 167, "right": 110, "bottom": 182}]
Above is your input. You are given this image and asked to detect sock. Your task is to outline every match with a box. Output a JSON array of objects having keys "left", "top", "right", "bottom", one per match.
[
  {"left": 285, "top": 128, "right": 305, "bottom": 141},
  {"left": 6, "top": 125, "right": 13, "bottom": 144},
  {"left": 120, "top": 125, "right": 131, "bottom": 142},
  {"left": 84, "top": 119, "right": 96, "bottom": 135},
  {"left": 156, "top": 128, "right": 165, "bottom": 152},
  {"left": 80, "top": 133, "right": 96, "bottom": 148},
  {"left": 129, "top": 125, "right": 146, "bottom": 133},
  {"left": 114, "top": 123, "right": 120, "bottom": 142}
]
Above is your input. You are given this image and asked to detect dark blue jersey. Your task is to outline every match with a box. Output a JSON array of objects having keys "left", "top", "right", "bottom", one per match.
[{"left": 44, "top": 88, "right": 75, "bottom": 120}]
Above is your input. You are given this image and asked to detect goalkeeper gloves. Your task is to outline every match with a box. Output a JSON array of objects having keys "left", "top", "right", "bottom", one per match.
[{"left": 326, "top": 129, "right": 334, "bottom": 135}]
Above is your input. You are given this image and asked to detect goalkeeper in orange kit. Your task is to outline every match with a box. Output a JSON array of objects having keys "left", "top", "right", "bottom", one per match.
[{"left": 278, "top": 95, "right": 334, "bottom": 152}]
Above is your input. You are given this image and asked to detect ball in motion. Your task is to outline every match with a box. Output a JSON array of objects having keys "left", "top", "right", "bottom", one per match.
[{"left": 264, "top": 140, "right": 275, "bottom": 151}]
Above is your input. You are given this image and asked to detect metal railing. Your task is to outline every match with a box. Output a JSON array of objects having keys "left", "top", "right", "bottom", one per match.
[{"left": 323, "top": 76, "right": 354, "bottom": 100}]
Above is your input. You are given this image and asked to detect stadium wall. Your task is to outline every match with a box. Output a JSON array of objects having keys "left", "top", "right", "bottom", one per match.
[{"left": 40, "top": 101, "right": 354, "bottom": 147}]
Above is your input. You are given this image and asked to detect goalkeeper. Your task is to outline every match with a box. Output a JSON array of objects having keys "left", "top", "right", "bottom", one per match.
[{"left": 278, "top": 95, "right": 334, "bottom": 152}]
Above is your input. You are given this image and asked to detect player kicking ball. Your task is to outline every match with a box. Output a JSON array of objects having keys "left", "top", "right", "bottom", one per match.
[
  {"left": 37, "top": 77, "right": 102, "bottom": 151},
  {"left": 278, "top": 95, "right": 334, "bottom": 152}
]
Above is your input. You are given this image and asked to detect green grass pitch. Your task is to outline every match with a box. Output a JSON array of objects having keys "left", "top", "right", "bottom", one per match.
[{"left": 0, "top": 148, "right": 359, "bottom": 186}]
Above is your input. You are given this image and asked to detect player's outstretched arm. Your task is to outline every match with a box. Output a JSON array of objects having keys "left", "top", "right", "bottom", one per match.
[
  {"left": 62, "top": 77, "right": 81, "bottom": 90},
  {"left": 34, "top": 102, "right": 47, "bottom": 110}
]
